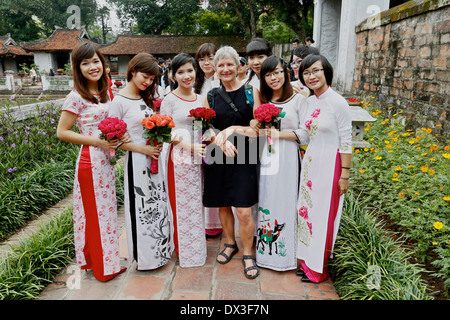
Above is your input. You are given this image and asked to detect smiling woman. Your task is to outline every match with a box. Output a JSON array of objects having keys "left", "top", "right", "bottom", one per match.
[
  {"left": 56, "top": 42, "right": 127, "bottom": 282},
  {"left": 203, "top": 46, "right": 263, "bottom": 279},
  {"left": 71, "top": 42, "right": 109, "bottom": 104}
]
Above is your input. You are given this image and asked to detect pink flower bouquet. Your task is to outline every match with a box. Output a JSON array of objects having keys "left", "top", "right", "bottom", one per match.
[
  {"left": 254, "top": 103, "right": 286, "bottom": 153},
  {"left": 98, "top": 117, "right": 127, "bottom": 165}
]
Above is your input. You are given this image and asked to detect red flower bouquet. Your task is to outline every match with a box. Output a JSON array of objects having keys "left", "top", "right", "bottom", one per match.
[
  {"left": 98, "top": 117, "right": 128, "bottom": 165},
  {"left": 142, "top": 114, "right": 175, "bottom": 173},
  {"left": 114, "top": 81, "right": 123, "bottom": 88},
  {"left": 188, "top": 107, "right": 216, "bottom": 132},
  {"left": 188, "top": 107, "right": 216, "bottom": 164},
  {"left": 254, "top": 103, "right": 286, "bottom": 153}
]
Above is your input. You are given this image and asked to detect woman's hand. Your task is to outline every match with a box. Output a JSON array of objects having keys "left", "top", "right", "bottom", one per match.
[
  {"left": 191, "top": 142, "right": 207, "bottom": 158},
  {"left": 338, "top": 178, "right": 349, "bottom": 196},
  {"left": 140, "top": 142, "right": 163, "bottom": 159},
  {"left": 98, "top": 138, "right": 120, "bottom": 150},
  {"left": 214, "top": 127, "right": 234, "bottom": 147},
  {"left": 292, "top": 82, "right": 309, "bottom": 97},
  {"left": 201, "top": 128, "right": 216, "bottom": 144},
  {"left": 119, "top": 132, "right": 131, "bottom": 143},
  {"left": 221, "top": 140, "right": 238, "bottom": 157},
  {"left": 250, "top": 119, "right": 261, "bottom": 135}
]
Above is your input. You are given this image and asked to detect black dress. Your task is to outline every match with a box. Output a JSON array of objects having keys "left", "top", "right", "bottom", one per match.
[{"left": 203, "top": 85, "right": 259, "bottom": 208}]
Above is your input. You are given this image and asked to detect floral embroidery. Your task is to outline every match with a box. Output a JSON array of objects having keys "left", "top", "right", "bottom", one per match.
[
  {"left": 305, "top": 119, "right": 312, "bottom": 131},
  {"left": 311, "top": 108, "right": 321, "bottom": 118},
  {"left": 298, "top": 206, "right": 309, "bottom": 220},
  {"left": 298, "top": 155, "right": 313, "bottom": 246},
  {"left": 305, "top": 108, "right": 320, "bottom": 137}
]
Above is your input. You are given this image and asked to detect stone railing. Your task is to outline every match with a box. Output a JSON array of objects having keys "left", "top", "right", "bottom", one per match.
[{"left": 42, "top": 75, "right": 73, "bottom": 92}]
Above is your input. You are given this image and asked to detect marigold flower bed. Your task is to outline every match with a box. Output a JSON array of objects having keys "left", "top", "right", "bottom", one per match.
[{"left": 349, "top": 96, "right": 449, "bottom": 297}]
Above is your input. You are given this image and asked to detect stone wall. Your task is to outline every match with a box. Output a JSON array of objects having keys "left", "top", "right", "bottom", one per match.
[{"left": 352, "top": 0, "right": 450, "bottom": 137}]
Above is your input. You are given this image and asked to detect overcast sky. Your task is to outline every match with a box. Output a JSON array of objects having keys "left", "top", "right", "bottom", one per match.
[{"left": 96, "top": 0, "right": 122, "bottom": 34}]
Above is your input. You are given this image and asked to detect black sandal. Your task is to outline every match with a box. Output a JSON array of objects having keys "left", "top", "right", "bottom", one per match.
[
  {"left": 217, "top": 243, "right": 239, "bottom": 264},
  {"left": 242, "top": 255, "right": 260, "bottom": 279}
]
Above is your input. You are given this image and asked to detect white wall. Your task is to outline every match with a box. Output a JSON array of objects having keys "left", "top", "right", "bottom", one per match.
[{"left": 314, "top": 0, "right": 390, "bottom": 93}]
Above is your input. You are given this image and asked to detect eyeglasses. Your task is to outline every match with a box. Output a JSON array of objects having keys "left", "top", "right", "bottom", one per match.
[
  {"left": 264, "top": 70, "right": 284, "bottom": 79},
  {"left": 290, "top": 60, "right": 302, "bottom": 67},
  {"left": 198, "top": 56, "right": 214, "bottom": 63},
  {"left": 302, "top": 69, "right": 324, "bottom": 78}
]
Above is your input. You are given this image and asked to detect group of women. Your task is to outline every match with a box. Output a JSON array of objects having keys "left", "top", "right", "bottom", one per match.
[{"left": 56, "top": 37, "right": 352, "bottom": 284}]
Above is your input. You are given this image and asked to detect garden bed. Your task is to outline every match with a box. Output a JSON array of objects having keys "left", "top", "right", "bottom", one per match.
[
  {"left": 0, "top": 100, "right": 78, "bottom": 240},
  {"left": 346, "top": 95, "right": 449, "bottom": 299}
]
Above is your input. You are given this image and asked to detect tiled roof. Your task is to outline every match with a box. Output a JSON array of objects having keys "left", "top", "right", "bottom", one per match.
[
  {"left": 22, "top": 27, "right": 96, "bottom": 52},
  {"left": 0, "top": 36, "right": 33, "bottom": 56},
  {"left": 99, "top": 34, "right": 249, "bottom": 56}
]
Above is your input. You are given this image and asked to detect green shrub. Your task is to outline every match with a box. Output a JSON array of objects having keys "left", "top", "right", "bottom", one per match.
[
  {"left": 347, "top": 96, "right": 449, "bottom": 296},
  {"left": 0, "top": 206, "right": 74, "bottom": 300},
  {"left": 330, "top": 191, "right": 431, "bottom": 300}
]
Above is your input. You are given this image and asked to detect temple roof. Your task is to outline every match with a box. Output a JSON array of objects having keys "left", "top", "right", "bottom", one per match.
[
  {"left": 99, "top": 34, "right": 249, "bottom": 56},
  {"left": 22, "top": 27, "right": 95, "bottom": 52}
]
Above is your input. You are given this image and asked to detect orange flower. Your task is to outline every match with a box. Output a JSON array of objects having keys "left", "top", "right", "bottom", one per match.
[
  {"left": 420, "top": 166, "right": 428, "bottom": 172},
  {"left": 142, "top": 118, "right": 155, "bottom": 130},
  {"left": 444, "top": 146, "right": 450, "bottom": 151},
  {"left": 399, "top": 192, "right": 406, "bottom": 198}
]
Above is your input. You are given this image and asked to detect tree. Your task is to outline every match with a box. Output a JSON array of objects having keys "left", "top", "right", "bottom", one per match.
[
  {"left": 222, "top": 0, "right": 262, "bottom": 38},
  {"left": 110, "top": 0, "right": 202, "bottom": 35},
  {"left": 0, "top": 0, "right": 98, "bottom": 41},
  {"left": 260, "top": 0, "right": 314, "bottom": 42}
]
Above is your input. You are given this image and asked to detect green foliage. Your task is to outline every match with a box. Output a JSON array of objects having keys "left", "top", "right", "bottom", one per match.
[
  {"left": 0, "top": 0, "right": 98, "bottom": 41},
  {"left": 348, "top": 96, "right": 450, "bottom": 296},
  {"left": 0, "top": 206, "right": 74, "bottom": 300},
  {"left": 111, "top": 0, "right": 202, "bottom": 35},
  {"left": 0, "top": 162, "right": 125, "bottom": 300},
  {"left": 258, "top": 14, "right": 296, "bottom": 44},
  {"left": 330, "top": 191, "right": 431, "bottom": 300},
  {"left": 0, "top": 101, "right": 78, "bottom": 239},
  {"left": 191, "top": 9, "right": 244, "bottom": 35}
]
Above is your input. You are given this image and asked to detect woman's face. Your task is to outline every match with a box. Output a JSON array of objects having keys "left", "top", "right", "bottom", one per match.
[
  {"left": 291, "top": 55, "right": 302, "bottom": 77},
  {"left": 302, "top": 60, "right": 327, "bottom": 95},
  {"left": 248, "top": 54, "right": 268, "bottom": 77},
  {"left": 80, "top": 53, "right": 103, "bottom": 84},
  {"left": 264, "top": 63, "right": 285, "bottom": 92},
  {"left": 174, "top": 62, "right": 196, "bottom": 90},
  {"left": 215, "top": 57, "right": 238, "bottom": 83},
  {"left": 198, "top": 54, "right": 215, "bottom": 77},
  {"left": 132, "top": 71, "right": 155, "bottom": 91}
]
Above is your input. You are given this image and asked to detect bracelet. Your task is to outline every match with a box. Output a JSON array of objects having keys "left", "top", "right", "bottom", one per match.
[
  {"left": 341, "top": 166, "right": 350, "bottom": 169},
  {"left": 340, "top": 177, "right": 349, "bottom": 180}
]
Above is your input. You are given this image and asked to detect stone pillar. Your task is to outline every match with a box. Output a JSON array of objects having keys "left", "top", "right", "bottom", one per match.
[
  {"left": 5, "top": 70, "right": 15, "bottom": 92},
  {"left": 313, "top": 0, "right": 390, "bottom": 93}
]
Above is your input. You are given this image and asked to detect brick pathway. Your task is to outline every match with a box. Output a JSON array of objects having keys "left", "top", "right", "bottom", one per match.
[{"left": 38, "top": 208, "right": 338, "bottom": 301}]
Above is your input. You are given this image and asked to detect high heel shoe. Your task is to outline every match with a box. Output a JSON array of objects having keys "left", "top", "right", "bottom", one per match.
[{"left": 296, "top": 269, "right": 305, "bottom": 277}]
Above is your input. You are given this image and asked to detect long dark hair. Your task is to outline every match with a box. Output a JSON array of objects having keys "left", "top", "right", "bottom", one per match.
[
  {"left": 260, "top": 56, "right": 293, "bottom": 104},
  {"left": 245, "top": 38, "right": 272, "bottom": 84},
  {"left": 71, "top": 42, "right": 109, "bottom": 104},
  {"left": 194, "top": 43, "right": 216, "bottom": 94},
  {"left": 127, "top": 53, "right": 159, "bottom": 110},
  {"left": 171, "top": 53, "right": 196, "bottom": 90},
  {"left": 298, "top": 54, "right": 333, "bottom": 92}
]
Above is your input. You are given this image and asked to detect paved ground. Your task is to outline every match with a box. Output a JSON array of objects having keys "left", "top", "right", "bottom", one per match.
[{"left": 37, "top": 208, "right": 338, "bottom": 301}]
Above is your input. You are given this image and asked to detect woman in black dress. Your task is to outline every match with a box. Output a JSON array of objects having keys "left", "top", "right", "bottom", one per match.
[{"left": 202, "top": 46, "right": 262, "bottom": 279}]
